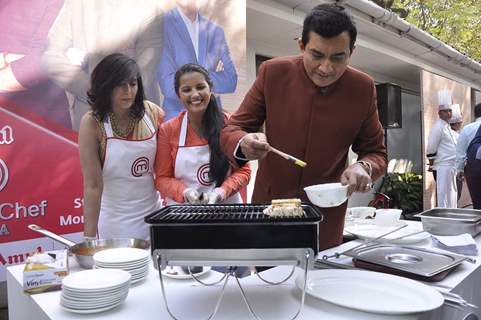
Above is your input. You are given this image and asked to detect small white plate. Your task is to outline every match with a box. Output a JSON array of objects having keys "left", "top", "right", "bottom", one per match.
[
  {"left": 345, "top": 221, "right": 430, "bottom": 244},
  {"left": 62, "top": 269, "right": 131, "bottom": 291},
  {"left": 61, "top": 299, "right": 125, "bottom": 314},
  {"left": 295, "top": 269, "right": 443, "bottom": 315},
  {"left": 93, "top": 248, "right": 150, "bottom": 264},
  {"left": 161, "top": 266, "right": 211, "bottom": 280}
]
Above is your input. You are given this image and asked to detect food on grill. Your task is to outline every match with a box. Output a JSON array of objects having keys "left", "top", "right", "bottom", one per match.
[{"left": 263, "top": 198, "right": 304, "bottom": 217}]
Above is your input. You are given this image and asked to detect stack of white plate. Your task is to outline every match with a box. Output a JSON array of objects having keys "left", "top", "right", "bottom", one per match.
[
  {"left": 61, "top": 269, "right": 131, "bottom": 314},
  {"left": 93, "top": 247, "right": 150, "bottom": 283}
]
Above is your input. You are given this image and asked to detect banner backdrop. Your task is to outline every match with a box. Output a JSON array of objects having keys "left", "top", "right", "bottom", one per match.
[{"left": 0, "top": 0, "right": 247, "bottom": 282}]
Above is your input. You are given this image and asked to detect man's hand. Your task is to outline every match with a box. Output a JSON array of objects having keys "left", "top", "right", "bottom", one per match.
[
  {"left": 340, "top": 163, "right": 372, "bottom": 196},
  {"left": 240, "top": 133, "right": 270, "bottom": 160},
  {"left": 457, "top": 171, "right": 464, "bottom": 181}
]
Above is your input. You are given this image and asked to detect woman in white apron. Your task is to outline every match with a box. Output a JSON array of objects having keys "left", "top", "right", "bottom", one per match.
[
  {"left": 155, "top": 63, "right": 250, "bottom": 205},
  {"left": 78, "top": 53, "right": 163, "bottom": 241}
]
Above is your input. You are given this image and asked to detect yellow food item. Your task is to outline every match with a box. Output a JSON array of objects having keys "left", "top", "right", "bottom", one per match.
[{"left": 263, "top": 198, "right": 304, "bottom": 217}]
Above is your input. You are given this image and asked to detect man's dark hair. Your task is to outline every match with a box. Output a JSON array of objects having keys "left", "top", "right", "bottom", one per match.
[
  {"left": 87, "top": 53, "right": 145, "bottom": 121},
  {"left": 302, "top": 4, "right": 357, "bottom": 53},
  {"left": 475, "top": 103, "right": 481, "bottom": 118}
]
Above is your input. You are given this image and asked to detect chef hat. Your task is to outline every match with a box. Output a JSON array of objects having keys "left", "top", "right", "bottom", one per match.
[
  {"left": 449, "top": 104, "right": 463, "bottom": 124},
  {"left": 437, "top": 90, "right": 452, "bottom": 110}
]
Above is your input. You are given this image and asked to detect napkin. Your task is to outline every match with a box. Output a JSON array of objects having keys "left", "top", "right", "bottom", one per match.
[{"left": 431, "top": 234, "right": 478, "bottom": 256}]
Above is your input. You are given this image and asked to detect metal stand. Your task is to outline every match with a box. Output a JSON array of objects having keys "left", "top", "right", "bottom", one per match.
[{"left": 155, "top": 249, "right": 312, "bottom": 320}]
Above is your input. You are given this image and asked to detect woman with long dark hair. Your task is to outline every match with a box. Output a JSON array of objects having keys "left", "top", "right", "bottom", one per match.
[
  {"left": 155, "top": 63, "right": 250, "bottom": 204},
  {"left": 79, "top": 53, "right": 164, "bottom": 240}
]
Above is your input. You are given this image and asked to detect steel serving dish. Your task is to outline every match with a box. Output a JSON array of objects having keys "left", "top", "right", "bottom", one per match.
[
  {"left": 414, "top": 208, "right": 481, "bottom": 236},
  {"left": 345, "top": 243, "right": 469, "bottom": 281}
]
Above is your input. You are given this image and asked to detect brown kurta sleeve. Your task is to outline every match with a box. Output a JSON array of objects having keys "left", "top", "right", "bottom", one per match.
[
  {"left": 351, "top": 82, "right": 387, "bottom": 180},
  {"left": 220, "top": 62, "right": 268, "bottom": 167}
]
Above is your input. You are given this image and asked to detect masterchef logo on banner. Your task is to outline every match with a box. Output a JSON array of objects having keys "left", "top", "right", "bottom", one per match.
[
  {"left": 0, "top": 159, "right": 9, "bottom": 192},
  {"left": 0, "top": 107, "right": 83, "bottom": 243}
]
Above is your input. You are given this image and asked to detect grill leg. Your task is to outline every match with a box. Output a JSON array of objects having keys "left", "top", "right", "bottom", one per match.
[
  {"left": 234, "top": 250, "right": 311, "bottom": 320},
  {"left": 156, "top": 254, "right": 232, "bottom": 320}
]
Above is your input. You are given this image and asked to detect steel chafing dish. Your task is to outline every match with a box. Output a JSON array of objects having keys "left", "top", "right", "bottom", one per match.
[{"left": 415, "top": 208, "right": 481, "bottom": 236}]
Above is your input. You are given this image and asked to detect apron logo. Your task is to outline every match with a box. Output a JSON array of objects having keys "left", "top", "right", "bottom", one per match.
[
  {"left": 197, "top": 164, "right": 213, "bottom": 186},
  {"left": 0, "top": 159, "right": 9, "bottom": 192},
  {"left": 131, "top": 157, "right": 149, "bottom": 177}
]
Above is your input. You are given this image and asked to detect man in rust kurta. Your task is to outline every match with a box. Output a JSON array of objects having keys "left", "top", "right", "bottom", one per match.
[{"left": 220, "top": 4, "right": 387, "bottom": 250}]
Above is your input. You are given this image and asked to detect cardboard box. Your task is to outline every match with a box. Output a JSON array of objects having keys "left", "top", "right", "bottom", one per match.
[{"left": 23, "top": 250, "right": 69, "bottom": 294}]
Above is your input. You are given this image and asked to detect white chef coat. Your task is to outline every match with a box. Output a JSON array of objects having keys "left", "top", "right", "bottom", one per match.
[{"left": 427, "top": 119, "right": 457, "bottom": 169}]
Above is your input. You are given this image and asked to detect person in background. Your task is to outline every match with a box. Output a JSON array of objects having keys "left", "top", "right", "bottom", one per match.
[
  {"left": 155, "top": 63, "right": 249, "bottom": 205},
  {"left": 427, "top": 99, "right": 458, "bottom": 208},
  {"left": 449, "top": 104, "right": 463, "bottom": 201},
  {"left": 42, "top": 0, "right": 163, "bottom": 131},
  {"left": 79, "top": 53, "right": 164, "bottom": 241},
  {"left": 220, "top": 4, "right": 387, "bottom": 250},
  {"left": 456, "top": 103, "right": 481, "bottom": 209},
  {"left": 158, "top": 0, "right": 237, "bottom": 120},
  {"left": 0, "top": 0, "right": 70, "bottom": 128}
]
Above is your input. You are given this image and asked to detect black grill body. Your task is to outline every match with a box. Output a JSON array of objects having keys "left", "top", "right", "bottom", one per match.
[{"left": 145, "top": 204, "right": 322, "bottom": 255}]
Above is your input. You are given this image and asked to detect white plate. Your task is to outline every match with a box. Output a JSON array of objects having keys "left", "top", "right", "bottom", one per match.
[
  {"left": 161, "top": 267, "right": 211, "bottom": 280},
  {"left": 345, "top": 222, "right": 430, "bottom": 244},
  {"left": 295, "top": 269, "right": 443, "bottom": 314},
  {"left": 94, "top": 248, "right": 150, "bottom": 264},
  {"left": 62, "top": 269, "right": 131, "bottom": 291},
  {"left": 61, "top": 299, "right": 125, "bottom": 314}
]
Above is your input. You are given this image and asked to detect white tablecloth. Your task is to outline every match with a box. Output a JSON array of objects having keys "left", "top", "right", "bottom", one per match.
[{"left": 7, "top": 224, "right": 481, "bottom": 320}]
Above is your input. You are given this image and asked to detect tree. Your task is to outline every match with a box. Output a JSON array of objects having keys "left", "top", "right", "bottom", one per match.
[{"left": 375, "top": 0, "right": 481, "bottom": 62}]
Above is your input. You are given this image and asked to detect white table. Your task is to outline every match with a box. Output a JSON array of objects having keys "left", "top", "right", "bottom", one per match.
[{"left": 7, "top": 232, "right": 481, "bottom": 320}]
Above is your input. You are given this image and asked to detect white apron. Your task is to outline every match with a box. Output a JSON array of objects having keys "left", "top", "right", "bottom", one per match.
[
  {"left": 98, "top": 113, "right": 162, "bottom": 240},
  {"left": 165, "top": 113, "right": 242, "bottom": 205}
]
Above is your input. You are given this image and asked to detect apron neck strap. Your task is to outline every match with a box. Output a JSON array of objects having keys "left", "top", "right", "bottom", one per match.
[{"left": 179, "top": 113, "right": 188, "bottom": 147}]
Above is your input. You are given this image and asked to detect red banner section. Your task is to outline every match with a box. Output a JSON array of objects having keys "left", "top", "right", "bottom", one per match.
[{"left": 0, "top": 106, "right": 83, "bottom": 243}]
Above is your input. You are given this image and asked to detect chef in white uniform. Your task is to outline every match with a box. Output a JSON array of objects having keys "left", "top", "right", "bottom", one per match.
[
  {"left": 79, "top": 53, "right": 164, "bottom": 241},
  {"left": 155, "top": 63, "right": 250, "bottom": 205},
  {"left": 427, "top": 91, "right": 458, "bottom": 208}
]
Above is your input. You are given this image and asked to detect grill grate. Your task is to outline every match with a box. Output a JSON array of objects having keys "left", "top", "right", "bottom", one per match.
[{"left": 145, "top": 204, "right": 321, "bottom": 224}]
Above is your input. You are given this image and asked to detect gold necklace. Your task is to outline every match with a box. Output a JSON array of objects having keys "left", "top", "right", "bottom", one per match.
[{"left": 109, "top": 112, "right": 136, "bottom": 138}]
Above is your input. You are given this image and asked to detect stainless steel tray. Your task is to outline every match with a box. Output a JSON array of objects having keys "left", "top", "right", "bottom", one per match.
[
  {"left": 415, "top": 208, "right": 481, "bottom": 236},
  {"left": 345, "top": 243, "right": 469, "bottom": 277}
]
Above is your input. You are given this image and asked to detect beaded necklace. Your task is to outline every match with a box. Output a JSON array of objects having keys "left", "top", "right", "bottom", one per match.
[{"left": 109, "top": 111, "right": 136, "bottom": 138}]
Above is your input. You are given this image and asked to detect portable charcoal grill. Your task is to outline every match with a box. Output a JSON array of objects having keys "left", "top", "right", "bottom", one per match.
[{"left": 144, "top": 203, "right": 323, "bottom": 320}]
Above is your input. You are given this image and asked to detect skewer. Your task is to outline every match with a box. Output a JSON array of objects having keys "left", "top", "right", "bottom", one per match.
[{"left": 269, "top": 146, "right": 307, "bottom": 168}]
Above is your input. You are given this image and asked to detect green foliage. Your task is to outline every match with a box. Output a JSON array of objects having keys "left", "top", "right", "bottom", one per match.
[
  {"left": 379, "top": 172, "right": 423, "bottom": 214},
  {"left": 376, "top": 0, "right": 481, "bottom": 62}
]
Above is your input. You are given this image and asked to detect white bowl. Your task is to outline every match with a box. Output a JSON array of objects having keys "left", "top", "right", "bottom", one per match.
[
  {"left": 374, "top": 209, "right": 402, "bottom": 226},
  {"left": 304, "top": 183, "right": 348, "bottom": 207},
  {"left": 349, "top": 206, "right": 376, "bottom": 219}
]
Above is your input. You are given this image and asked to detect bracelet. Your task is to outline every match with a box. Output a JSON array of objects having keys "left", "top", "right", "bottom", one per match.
[{"left": 356, "top": 161, "right": 372, "bottom": 177}]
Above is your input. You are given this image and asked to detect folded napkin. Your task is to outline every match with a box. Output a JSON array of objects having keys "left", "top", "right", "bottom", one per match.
[{"left": 431, "top": 233, "right": 478, "bottom": 256}]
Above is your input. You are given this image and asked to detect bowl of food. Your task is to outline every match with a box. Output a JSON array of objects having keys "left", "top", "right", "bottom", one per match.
[{"left": 304, "top": 183, "right": 348, "bottom": 207}]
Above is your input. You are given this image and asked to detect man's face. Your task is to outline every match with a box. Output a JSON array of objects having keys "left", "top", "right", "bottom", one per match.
[
  {"left": 299, "top": 31, "right": 352, "bottom": 88},
  {"left": 438, "top": 109, "right": 452, "bottom": 122},
  {"left": 175, "top": 0, "right": 199, "bottom": 13}
]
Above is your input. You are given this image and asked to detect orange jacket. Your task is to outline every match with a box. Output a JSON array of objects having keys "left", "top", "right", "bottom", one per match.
[{"left": 155, "top": 111, "right": 250, "bottom": 203}]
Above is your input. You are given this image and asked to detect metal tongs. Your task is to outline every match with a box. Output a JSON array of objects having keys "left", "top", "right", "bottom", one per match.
[{"left": 321, "top": 224, "right": 409, "bottom": 260}]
